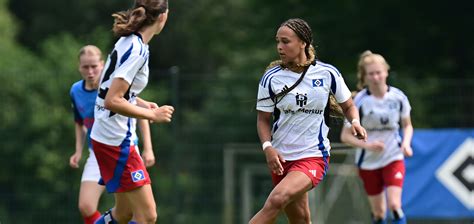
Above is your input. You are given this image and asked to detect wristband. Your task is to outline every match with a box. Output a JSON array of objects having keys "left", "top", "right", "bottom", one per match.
[
  {"left": 262, "top": 141, "right": 272, "bottom": 151},
  {"left": 351, "top": 119, "right": 360, "bottom": 125}
]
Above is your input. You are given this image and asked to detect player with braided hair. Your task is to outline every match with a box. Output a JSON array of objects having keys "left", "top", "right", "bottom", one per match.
[{"left": 250, "top": 18, "right": 367, "bottom": 224}]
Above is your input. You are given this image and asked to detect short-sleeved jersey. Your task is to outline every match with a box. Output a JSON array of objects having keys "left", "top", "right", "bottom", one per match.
[
  {"left": 256, "top": 61, "right": 352, "bottom": 161},
  {"left": 352, "top": 86, "right": 411, "bottom": 170},
  {"left": 70, "top": 80, "right": 97, "bottom": 149},
  {"left": 91, "top": 33, "right": 149, "bottom": 146}
]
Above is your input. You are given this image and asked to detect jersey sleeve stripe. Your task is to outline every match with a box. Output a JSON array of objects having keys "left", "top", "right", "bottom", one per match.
[
  {"left": 268, "top": 77, "right": 276, "bottom": 101},
  {"left": 263, "top": 68, "right": 281, "bottom": 88},
  {"left": 120, "top": 44, "right": 134, "bottom": 66},
  {"left": 318, "top": 62, "right": 342, "bottom": 77},
  {"left": 329, "top": 72, "right": 337, "bottom": 94},
  {"left": 260, "top": 66, "right": 280, "bottom": 85}
]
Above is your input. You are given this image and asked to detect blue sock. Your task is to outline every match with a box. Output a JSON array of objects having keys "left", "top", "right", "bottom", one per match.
[
  {"left": 392, "top": 209, "right": 407, "bottom": 224},
  {"left": 128, "top": 222, "right": 137, "bottom": 224},
  {"left": 94, "top": 209, "right": 117, "bottom": 224}
]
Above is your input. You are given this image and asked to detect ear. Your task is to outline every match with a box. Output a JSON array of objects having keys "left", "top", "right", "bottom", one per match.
[
  {"left": 301, "top": 41, "right": 306, "bottom": 49},
  {"left": 158, "top": 9, "right": 169, "bottom": 22}
]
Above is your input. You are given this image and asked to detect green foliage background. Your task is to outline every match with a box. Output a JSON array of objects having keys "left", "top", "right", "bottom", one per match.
[{"left": 0, "top": 0, "right": 472, "bottom": 223}]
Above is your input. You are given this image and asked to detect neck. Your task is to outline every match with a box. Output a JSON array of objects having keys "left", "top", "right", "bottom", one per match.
[
  {"left": 85, "top": 80, "right": 99, "bottom": 90},
  {"left": 293, "top": 53, "right": 308, "bottom": 66},
  {"left": 138, "top": 27, "right": 157, "bottom": 44},
  {"left": 368, "top": 84, "right": 388, "bottom": 98}
]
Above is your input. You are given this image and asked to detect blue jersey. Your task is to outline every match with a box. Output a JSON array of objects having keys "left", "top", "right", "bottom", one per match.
[{"left": 70, "top": 80, "right": 97, "bottom": 149}]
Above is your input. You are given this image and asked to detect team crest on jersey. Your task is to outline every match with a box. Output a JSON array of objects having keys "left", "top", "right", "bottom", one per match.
[
  {"left": 295, "top": 93, "right": 308, "bottom": 107},
  {"left": 131, "top": 170, "right": 145, "bottom": 182},
  {"left": 312, "top": 79, "right": 324, "bottom": 87}
]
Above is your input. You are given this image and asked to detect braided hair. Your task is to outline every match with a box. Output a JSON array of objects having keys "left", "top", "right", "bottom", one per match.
[{"left": 258, "top": 18, "right": 344, "bottom": 120}]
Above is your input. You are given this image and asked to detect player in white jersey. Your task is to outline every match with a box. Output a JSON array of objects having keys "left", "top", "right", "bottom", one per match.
[
  {"left": 69, "top": 45, "right": 156, "bottom": 224},
  {"left": 250, "top": 18, "right": 367, "bottom": 224},
  {"left": 90, "top": 1, "right": 174, "bottom": 223},
  {"left": 340, "top": 51, "right": 413, "bottom": 224}
]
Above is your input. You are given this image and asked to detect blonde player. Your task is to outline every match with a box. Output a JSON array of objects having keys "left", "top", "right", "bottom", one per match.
[{"left": 340, "top": 51, "right": 413, "bottom": 224}]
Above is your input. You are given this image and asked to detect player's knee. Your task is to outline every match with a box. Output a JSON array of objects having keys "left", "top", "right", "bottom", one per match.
[
  {"left": 135, "top": 209, "right": 157, "bottom": 223},
  {"left": 78, "top": 201, "right": 96, "bottom": 217},
  {"left": 265, "top": 192, "right": 289, "bottom": 210}
]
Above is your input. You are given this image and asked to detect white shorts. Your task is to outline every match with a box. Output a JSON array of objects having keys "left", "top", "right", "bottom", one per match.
[{"left": 81, "top": 148, "right": 101, "bottom": 182}]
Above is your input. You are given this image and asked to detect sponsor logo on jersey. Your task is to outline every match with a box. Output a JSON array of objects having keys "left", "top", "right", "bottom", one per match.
[
  {"left": 283, "top": 108, "right": 323, "bottom": 115},
  {"left": 96, "top": 103, "right": 106, "bottom": 111},
  {"left": 380, "top": 116, "right": 389, "bottom": 125},
  {"left": 131, "top": 170, "right": 145, "bottom": 182},
  {"left": 295, "top": 93, "right": 308, "bottom": 107},
  {"left": 312, "top": 79, "right": 324, "bottom": 87}
]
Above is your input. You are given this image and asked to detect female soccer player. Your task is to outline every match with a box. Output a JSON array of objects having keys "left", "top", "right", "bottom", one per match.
[
  {"left": 90, "top": 0, "right": 173, "bottom": 223},
  {"left": 250, "top": 18, "right": 367, "bottom": 224},
  {"left": 69, "top": 45, "right": 156, "bottom": 224},
  {"left": 340, "top": 51, "right": 413, "bottom": 224}
]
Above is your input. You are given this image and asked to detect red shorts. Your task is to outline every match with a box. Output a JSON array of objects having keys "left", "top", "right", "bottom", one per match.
[
  {"left": 92, "top": 139, "right": 151, "bottom": 193},
  {"left": 271, "top": 157, "right": 329, "bottom": 188},
  {"left": 358, "top": 160, "right": 405, "bottom": 195}
]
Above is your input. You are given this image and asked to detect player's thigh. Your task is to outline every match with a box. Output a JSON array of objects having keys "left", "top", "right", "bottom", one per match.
[
  {"left": 125, "top": 184, "right": 156, "bottom": 215},
  {"left": 386, "top": 186, "right": 402, "bottom": 209},
  {"left": 114, "top": 192, "right": 134, "bottom": 219},
  {"left": 79, "top": 181, "right": 105, "bottom": 207},
  {"left": 269, "top": 171, "right": 312, "bottom": 206},
  {"left": 367, "top": 192, "right": 386, "bottom": 214},
  {"left": 284, "top": 192, "right": 310, "bottom": 222}
]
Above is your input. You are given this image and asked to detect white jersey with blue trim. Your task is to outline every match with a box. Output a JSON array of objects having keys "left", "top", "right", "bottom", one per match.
[
  {"left": 352, "top": 86, "right": 411, "bottom": 170},
  {"left": 256, "top": 61, "right": 352, "bottom": 161},
  {"left": 91, "top": 33, "right": 149, "bottom": 146}
]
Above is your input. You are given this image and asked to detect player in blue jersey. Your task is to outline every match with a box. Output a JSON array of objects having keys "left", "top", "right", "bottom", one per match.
[
  {"left": 250, "top": 18, "right": 367, "bottom": 224},
  {"left": 91, "top": 0, "right": 173, "bottom": 223},
  {"left": 340, "top": 51, "right": 413, "bottom": 224},
  {"left": 69, "top": 45, "right": 155, "bottom": 224}
]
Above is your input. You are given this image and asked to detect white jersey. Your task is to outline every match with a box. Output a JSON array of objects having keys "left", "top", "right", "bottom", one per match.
[
  {"left": 91, "top": 33, "right": 150, "bottom": 146},
  {"left": 352, "top": 86, "right": 411, "bottom": 169},
  {"left": 256, "top": 61, "right": 352, "bottom": 161}
]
